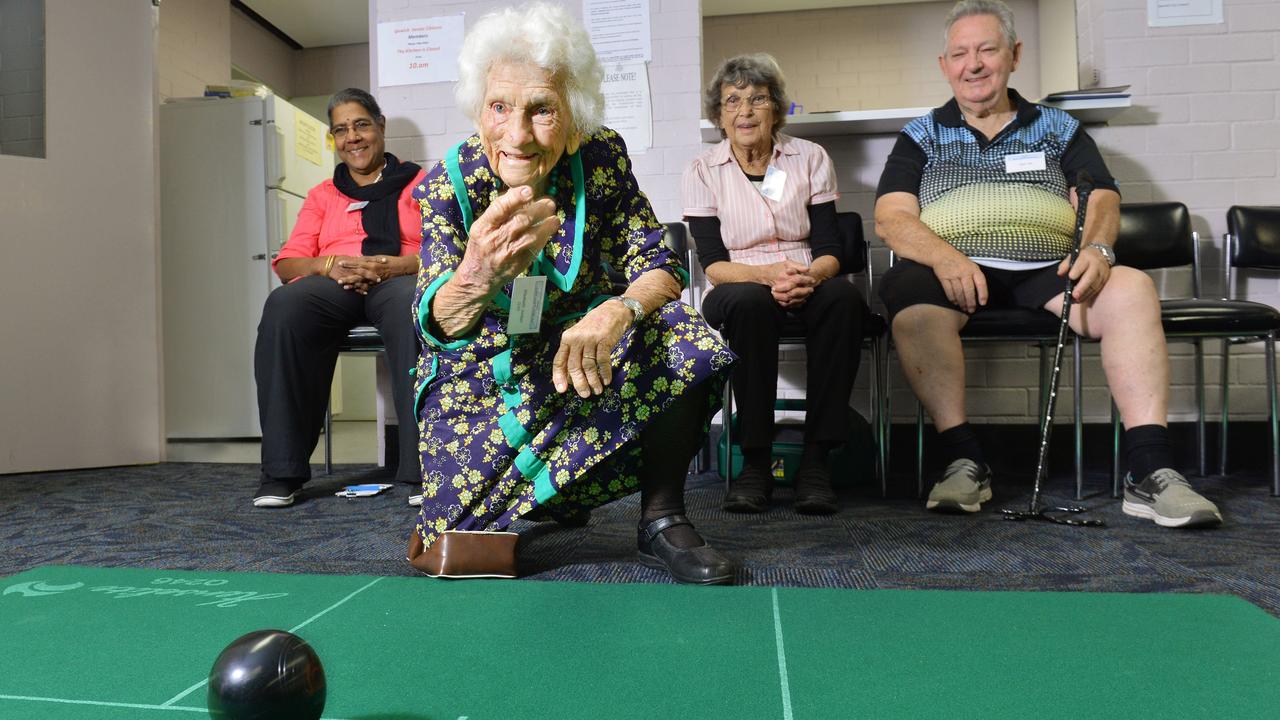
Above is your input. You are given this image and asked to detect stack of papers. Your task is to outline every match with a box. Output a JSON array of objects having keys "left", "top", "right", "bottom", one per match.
[{"left": 1042, "top": 85, "right": 1131, "bottom": 102}]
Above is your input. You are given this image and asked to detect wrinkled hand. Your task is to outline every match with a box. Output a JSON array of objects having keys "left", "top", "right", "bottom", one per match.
[
  {"left": 552, "top": 301, "right": 632, "bottom": 398},
  {"left": 933, "top": 252, "right": 988, "bottom": 313},
  {"left": 1058, "top": 247, "right": 1112, "bottom": 304},
  {"left": 770, "top": 264, "right": 817, "bottom": 310},
  {"left": 456, "top": 185, "right": 561, "bottom": 293}
]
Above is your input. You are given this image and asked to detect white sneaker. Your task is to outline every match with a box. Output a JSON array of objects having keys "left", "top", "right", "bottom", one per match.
[{"left": 408, "top": 494, "right": 423, "bottom": 507}]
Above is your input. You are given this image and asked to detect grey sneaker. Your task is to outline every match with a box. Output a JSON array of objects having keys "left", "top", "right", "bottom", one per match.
[
  {"left": 1123, "top": 469, "right": 1222, "bottom": 528},
  {"left": 926, "top": 459, "right": 993, "bottom": 513}
]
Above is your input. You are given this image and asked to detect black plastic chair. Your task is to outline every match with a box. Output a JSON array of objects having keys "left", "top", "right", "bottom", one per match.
[
  {"left": 1109, "top": 203, "right": 1280, "bottom": 496},
  {"left": 680, "top": 213, "right": 889, "bottom": 494},
  {"left": 1221, "top": 206, "right": 1280, "bottom": 494}
]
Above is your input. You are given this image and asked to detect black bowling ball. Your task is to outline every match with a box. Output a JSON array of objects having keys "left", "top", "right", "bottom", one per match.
[{"left": 207, "top": 629, "right": 326, "bottom": 720}]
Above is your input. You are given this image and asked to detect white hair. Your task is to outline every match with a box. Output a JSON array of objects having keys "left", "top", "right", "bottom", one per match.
[
  {"left": 944, "top": 0, "right": 1018, "bottom": 50},
  {"left": 455, "top": 2, "right": 606, "bottom": 133}
]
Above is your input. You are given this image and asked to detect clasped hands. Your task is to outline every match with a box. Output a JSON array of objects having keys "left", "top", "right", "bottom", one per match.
[
  {"left": 767, "top": 260, "right": 820, "bottom": 310},
  {"left": 324, "top": 254, "right": 417, "bottom": 294},
  {"left": 455, "top": 185, "right": 631, "bottom": 399}
]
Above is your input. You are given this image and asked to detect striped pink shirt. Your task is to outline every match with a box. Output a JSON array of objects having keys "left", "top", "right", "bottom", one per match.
[{"left": 681, "top": 133, "right": 839, "bottom": 267}]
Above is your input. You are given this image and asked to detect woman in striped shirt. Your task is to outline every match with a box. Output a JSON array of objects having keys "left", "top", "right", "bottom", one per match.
[{"left": 682, "top": 54, "right": 869, "bottom": 516}]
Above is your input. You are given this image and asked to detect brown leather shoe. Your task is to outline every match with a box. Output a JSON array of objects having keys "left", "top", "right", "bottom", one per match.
[{"left": 406, "top": 529, "right": 518, "bottom": 578}]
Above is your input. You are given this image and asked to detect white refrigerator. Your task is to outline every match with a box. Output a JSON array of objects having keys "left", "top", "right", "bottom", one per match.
[{"left": 160, "top": 94, "right": 334, "bottom": 439}]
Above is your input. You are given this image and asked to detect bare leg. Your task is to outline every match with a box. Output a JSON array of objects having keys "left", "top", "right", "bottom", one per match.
[
  {"left": 1044, "top": 266, "right": 1168, "bottom": 429},
  {"left": 891, "top": 304, "right": 971, "bottom": 431}
]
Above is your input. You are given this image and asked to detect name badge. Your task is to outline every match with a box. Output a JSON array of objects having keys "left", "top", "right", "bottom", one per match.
[
  {"left": 346, "top": 201, "right": 369, "bottom": 212},
  {"left": 1005, "top": 152, "right": 1047, "bottom": 174},
  {"left": 759, "top": 165, "right": 787, "bottom": 201},
  {"left": 507, "top": 275, "right": 546, "bottom": 335}
]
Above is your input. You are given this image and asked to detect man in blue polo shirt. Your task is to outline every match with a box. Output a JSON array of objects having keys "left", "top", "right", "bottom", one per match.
[{"left": 874, "top": 0, "right": 1221, "bottom": 528}]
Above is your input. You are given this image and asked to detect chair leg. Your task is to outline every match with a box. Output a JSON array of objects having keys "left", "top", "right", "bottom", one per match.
[
  {"left": 881, "top": 341, "right": 893, "bottom": 493},
  {"left": 1111, "top": 399, "right": 1122, "bottom": 498},
  {"left": 1267, "top": 334, "right": 1278, "bottom": 496},
  {"left": 1219, "top": 338, "right": 1231, "bottom": 476},
  {"left": 871, "top": 337, "right": 886, "bottom": 497},
  {"left": 1073, "top": 336, "right": 1084, "bottom": 501},
  {"left": 915, "top": 400, "right": 925, "bottom": 499},
  {"left": 722, "top": 378, "right": 734, "bottom": 490},
  {"left": 324, "top": 401, "right": 333, "bottom": 475},
  {"left": 1194, "top": 339, "right": 1207, "bottom": 476}
]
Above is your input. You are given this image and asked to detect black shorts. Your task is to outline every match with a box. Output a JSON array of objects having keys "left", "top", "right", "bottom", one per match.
[{"left": 878, "top": 259, "right": 1067, "bottom": 321}]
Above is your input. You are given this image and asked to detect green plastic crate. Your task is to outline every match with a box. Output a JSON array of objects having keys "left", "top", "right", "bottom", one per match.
[{"left": 716, "top": 399, "right": 874, "bottom": 486}]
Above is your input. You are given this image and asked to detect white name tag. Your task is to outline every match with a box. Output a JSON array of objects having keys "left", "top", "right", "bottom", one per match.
[
  {"left": 346, "top": 201, "right": 369, "bottom": 212},
  {"left": 1005, "top": 152, "right": 1047, "bottom": 173},
  {"left": 759, "top": 165, "right": 787, "bottom": 201},
  {"left": 507, "top": 275, "right": 546, "bottom": 335}
]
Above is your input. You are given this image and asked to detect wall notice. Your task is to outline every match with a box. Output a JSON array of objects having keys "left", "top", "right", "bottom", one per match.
[
  {"left": 584, "top": 0, "right": 651, "bottom": 64},
  {"left": 1148, "top": 0, "right": 1222, "bottom": 27},
  {"left": 377, "top": 16, "right": 464, "bottom": 87},
  {"left": 601, "top": 62, "right": 652, "bottom": 155}
]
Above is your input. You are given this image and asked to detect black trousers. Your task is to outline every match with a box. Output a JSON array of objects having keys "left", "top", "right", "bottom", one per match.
[
  {"left": 254, "top": 274, "right": 420, "bottom": 484},
  {"left": 701, "top": 279, "right": 867, "bottom": 451}
]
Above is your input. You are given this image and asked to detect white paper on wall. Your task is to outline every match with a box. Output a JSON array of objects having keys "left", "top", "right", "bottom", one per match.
[
  {"left": 601, "top": 62, "right": 652, "bottom": 155},
  {"left": 1147, "top": 0, "right": 1223, "bottom": 27},
  {"left": 377, "top": 15, "right": 465, "bottom": 87},
  {"left": 584, "top": 0, "right": 651, "bottom": 64}
]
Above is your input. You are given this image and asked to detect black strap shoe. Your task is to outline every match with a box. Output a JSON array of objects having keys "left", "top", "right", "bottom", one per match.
[
  {"left": 792, "top": 464, "right": 838, "bottom": 515},
  {"left": 636, "top": 514, "right": 737, "bottom": 585},
  {"left": 722, "top": 466, "right": 773, "bottom": 513}
]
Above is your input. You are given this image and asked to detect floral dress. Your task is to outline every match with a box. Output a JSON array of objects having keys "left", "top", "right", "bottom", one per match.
[{"left": 411, "top": 128, "right": 735, "bottom": 550}]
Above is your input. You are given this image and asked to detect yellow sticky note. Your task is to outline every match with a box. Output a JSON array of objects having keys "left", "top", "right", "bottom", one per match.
[{"left": 295, "top": 113, "right": 324, "bottom": 166}]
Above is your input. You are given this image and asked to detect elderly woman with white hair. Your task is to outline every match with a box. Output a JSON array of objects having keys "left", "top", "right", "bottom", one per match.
[{"left": 405, "top": 2, "right": 739, "bottom": 584}]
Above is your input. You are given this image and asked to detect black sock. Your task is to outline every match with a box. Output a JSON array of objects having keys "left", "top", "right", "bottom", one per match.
[
  {"left": 742, "top": 447, "right": 772, "bottom": 473},
  {"left": 639, "top": 385, "right": 709, "bottom": 549},
  {"left": 938, "top": 423, "right": 983, "bottom": 465},
  {"left": 799, "top": 442, "right": 829, "bottom": 470},
  {"left": 1125, "top": 424, "right": 1175, "bottom": 480}
]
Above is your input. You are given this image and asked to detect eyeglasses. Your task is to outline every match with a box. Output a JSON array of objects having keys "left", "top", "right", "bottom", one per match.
[
  {"left": 722, "top": 94, "right": 771, "bottom": 112},
  {"left": 330, "top": 119, "right": 376, "bottom": 139}
]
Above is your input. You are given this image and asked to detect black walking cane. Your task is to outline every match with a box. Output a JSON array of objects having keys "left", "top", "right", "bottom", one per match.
[{"left": 1001, "top": 172, "right": 1104, "bottom": 527}]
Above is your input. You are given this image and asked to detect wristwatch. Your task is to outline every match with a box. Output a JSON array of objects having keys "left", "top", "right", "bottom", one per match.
[
  {"left": 611, "top": 296, "right": 645, "bottom": 325},
  {"left": 1088, "top": 243, "right": 1117, "bottom": 267}
]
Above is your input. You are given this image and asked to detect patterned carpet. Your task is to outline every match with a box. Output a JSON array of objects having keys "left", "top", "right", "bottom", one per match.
[{"left": 3, "top": 461, "right": 1277, "bottom": 616}]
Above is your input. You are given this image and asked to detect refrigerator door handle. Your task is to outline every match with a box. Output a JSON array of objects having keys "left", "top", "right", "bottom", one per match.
[{"left": 264, "top": 123, "right": 286, "bottom": 187}]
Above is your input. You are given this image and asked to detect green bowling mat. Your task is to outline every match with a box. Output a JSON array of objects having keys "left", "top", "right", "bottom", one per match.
[{"left": 2, "top": 565, "right": 1278, "bottom": 719}]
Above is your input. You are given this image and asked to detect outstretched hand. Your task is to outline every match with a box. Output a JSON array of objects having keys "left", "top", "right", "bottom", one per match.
[{"left": 456, "top": 185, "right": 561, "bottom": 294}]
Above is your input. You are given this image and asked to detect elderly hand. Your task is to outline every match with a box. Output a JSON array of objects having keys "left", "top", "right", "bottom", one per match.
[
  {"left": 933, "top": 251, "right": 989, "bottom": 313},
  {"left": 770, "top": 266, "right": 817, "bottom": 310},
  {"left": 1058, "top": 247, "right": 1112, "bottom": 304},
  {"left": 456, "top": 185, "right": 561, "bottom": 294},
  {"left": 552, "top": 301, "right": 633, "bottom": 398}
]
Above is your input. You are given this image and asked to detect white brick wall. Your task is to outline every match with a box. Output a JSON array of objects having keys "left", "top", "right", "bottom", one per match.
[
  {"left": 703, "top": 0, "right": 1041, "bottom": 114},
  {"left": 157, "top": 0, "right": 230, "bottom": 101},
  {"left": 0, "top": 0, "right": 44, "bottom": 158}
]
